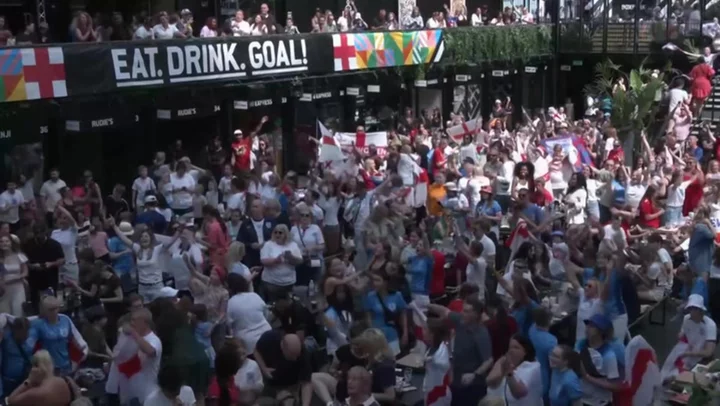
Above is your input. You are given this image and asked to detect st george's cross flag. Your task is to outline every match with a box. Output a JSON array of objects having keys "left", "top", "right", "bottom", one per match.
[
  {"left": 505, "top": 219, "right": 531, "bottom": 258},
  {"left": 615, "top": 336, "right": 661, "bottom": 406},
  {"left": 446, "top": 118, "right": 481, "bottom": 143},
  {"left": 661, "top": 335, "right": 689, "bottom": 382},
  {"left": 335, "top": 130, "right": 388, "bottom": 156},
  {"left": 317, "top": 121, "right": 345, "bottom": 163}
]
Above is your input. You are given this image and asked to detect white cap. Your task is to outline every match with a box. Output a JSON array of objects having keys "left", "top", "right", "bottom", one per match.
[
  {"left": 157, "top": 286, "right": 179, "bottom": 299},
  {"left": 144, "top": 195, "right": 158, "bottom": 204},
  {"left": 444, "top": 182, "right": 458, "bottom": 191},
  {"left": 233, "top": 129, "right": 243, "bottom": 135},
  {"left": 686, "top": 294, "right": 707, "bottom": 311}
]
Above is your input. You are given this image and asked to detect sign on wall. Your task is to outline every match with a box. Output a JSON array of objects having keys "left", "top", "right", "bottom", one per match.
[{"left": 0, "top": 31, "right": 447, "bottom": 104}]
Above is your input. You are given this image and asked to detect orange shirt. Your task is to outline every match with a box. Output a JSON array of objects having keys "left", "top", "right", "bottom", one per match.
[{"left": 427, "top": 184, "right": 447, "bottom": 217}]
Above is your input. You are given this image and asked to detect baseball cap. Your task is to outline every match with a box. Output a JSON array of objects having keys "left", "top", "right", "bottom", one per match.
[
  {"left": 584, "top": 313, "right": 612, "bottom": 332},
  {"left": 144, "top": 195, "right": 158, "bottom": 204}
]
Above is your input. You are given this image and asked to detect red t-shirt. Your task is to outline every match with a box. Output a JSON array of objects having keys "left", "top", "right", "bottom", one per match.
[
  {"left": 485, "top": 317, "right": 519, "bottom": 361},
  {"left": 232, "top": 138, "right": 253, "bottom": 171},
  {"left": 683, "top": 172, "right": 704, "bottom": 216},
  {"left": 638, "top": 198, "right": 660, "bottom": 229},
  {"left": 429, "top": 250, "right": 446, "bottom": 296},
  {"left": 448, "top": 298, "right": 464, "bottom": 313},
  {"left": 432, "top": 148, "right": 447, "bottom": 172}
]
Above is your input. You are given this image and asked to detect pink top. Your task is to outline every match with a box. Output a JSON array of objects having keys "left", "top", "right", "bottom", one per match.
[
  {"left": 88, "top": 231, "right": 109, "bottom": 258},
  {"left": 205, "top": 219, "right": 229, "bottom": 276}
]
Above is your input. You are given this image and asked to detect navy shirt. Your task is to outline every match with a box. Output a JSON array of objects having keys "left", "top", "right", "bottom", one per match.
[{"left": 135, "top": 210, "right": 168, "bottom": 234}]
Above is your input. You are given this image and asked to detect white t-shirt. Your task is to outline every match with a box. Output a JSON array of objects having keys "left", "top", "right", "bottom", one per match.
[
  {"left": 646, "top": 248, "right": 673, "bottom": 288},
  {"left": 169, "top": 173, "right": 196, "bottom": 210},
  {"left": 496, "top": 161, "right": 515, "bottom": 196},
  {"left": 231, "top": 19, "right": 251, "bottom": 35},
  {"left": 311, "top": 203, "right": 325, "bottom": 224},
  {"left": 227, "top": 292, "right": 271, "bottom": 353},
  {"left": 166, "top": 241, "right": 203, "bottom": 291},
  {"left": 625, "top": 183, "right": 647, "bottom": 210},
  {"left": 134, "top": 26, "right": 154, "bottom": 39},
  {"left": 260, "top": 241, "right": 303, "bottom": 286},
  {"left": 291, "top": 224, "right": 325, "bottom": 256},
  {"left": 152, "top": 24, "right": 179, "bottom": 39},
  {"left": 144, "top": 385, "right": 195, "bottom": 406},
  {"left": 132, "top": 177, "right": 157, "bottom": 208},
  {"left": 227, "top": 192, "right": 246, "bottom": 215},
  {"left": 0, "top": 190, "right": 25, "bottom": 224},
  {"left": 496, "top": 260, "right": 535, "bottom": 299},
  {"left": 487, "top": 361, "right": 542, "bottom": 406},
  {"left": 466, "top": 257, "right": 487, "bottom": 301},
  {"left": 602, "top": 224, "right": 627, "bottom": 246},
  {"left": 575, "top": 288, "right": 603, "bottom": 343},
  {"left": 131, "top": 332, "right": 163, "bottom": 403},
  {"left": 666, "top": 181, "right": 692, "bottom": 207},
  {"left": 133, "top": 243, "right": 164, "bottom": 285},
  {"left": 218, "top": 176, "right": 234, "bottom": 202},
  {"left": 681, "top": 314, "right": 717, "bottom": 369},
  {"left": 51, "top": 226, "right": 78, "bottom": 264},
  {"left": 234, "top": 358, "right": 264, "bottom": 392},
  {"left": 478, "top": 234, "right": 496, "bottom": 263},
  {"left": 318, "top": 196, "right": 341, "bottom": 226},
  {"left": 668, "top": 88, "right": 689, "bottom": 114},
  {"left": 581, "top": 347, "right": 619, "bottom": 406},
  {"left": 586, "top": 179, "right": 601, "bottom": 203}
]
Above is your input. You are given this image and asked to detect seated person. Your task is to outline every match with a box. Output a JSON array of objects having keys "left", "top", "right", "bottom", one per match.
[
  {"left": 253, "top": 332, "right": 312, "bottom": 406},
  {"left": 269, "top": 294, "right": 321, "bottom": 347}
]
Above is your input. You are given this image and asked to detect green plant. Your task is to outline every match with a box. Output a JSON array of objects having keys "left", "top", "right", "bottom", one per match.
[
  {"left": 583, "top": 58, "right": 667, "bottom": 164},
  {"left": 441, "top": 25, "right": 553, "bottom": 65},
  {"left": 558, "top": 22, "right": 594, "bottom": 53}
]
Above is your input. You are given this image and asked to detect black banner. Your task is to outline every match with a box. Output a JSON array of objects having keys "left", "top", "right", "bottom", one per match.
[
  {"left": 63, "top": 104, "right": 140, "bottom": 133},
  {"left": 64, "top": 35, "right": 333, "bottom": 95},
  {"left": 0, "top": 115, "right": 48, "bottom": 147}
]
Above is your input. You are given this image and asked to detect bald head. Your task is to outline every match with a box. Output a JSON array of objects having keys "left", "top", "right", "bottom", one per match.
[{"left": 282, "top": 334, "right": 302, "bottom": 360}]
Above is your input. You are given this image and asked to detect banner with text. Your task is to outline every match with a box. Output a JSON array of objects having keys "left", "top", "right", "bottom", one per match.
[{"left": 0, "top": 31, "right": 447, "bottom": 104}]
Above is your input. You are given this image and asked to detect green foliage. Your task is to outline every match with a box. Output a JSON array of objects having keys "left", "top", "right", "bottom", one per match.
[
  {"left": 583, "top": 58, "right": 666, "bottom": 140},
  {"left": 442, "top": 25, "right": 553, "bottom": 65},
  {"left": 558, "top": 22, "right": 594, "bottom": 53}
]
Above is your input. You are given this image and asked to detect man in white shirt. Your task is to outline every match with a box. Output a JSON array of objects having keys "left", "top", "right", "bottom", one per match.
[
  {"left": 39, "top": 168, "right": 66, "bottom": 227},
  {"left": 126, "top": 308, "right": 163, "bottom": 404},
  {"left": 153, "top": 16, "right": 184, "bottom": 40},
  {"left": 231, "top": 10, "right": 251, "bottom": 35},
  {"left": 134, "top": 18, "right": 154, "bottom": 39},
  {"left": 0, "top": 179, "right": 26, "bottom": 232},
  {"left": 226, "top": 177, "right": 246, "bottom": 216},
  {"left": 667, "top": 79, "right": 689, "bottom": 114}
]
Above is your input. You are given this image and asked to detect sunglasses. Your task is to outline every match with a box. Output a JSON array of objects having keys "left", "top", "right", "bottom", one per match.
[
  {"left": 300, "top": 213, "right": 311, "bottom": 218},
  {"left": 518, "top": 194, "right": 527, "bottom": 198},
  {"left": 273, "top": 231, "right": 284, "bottom": 235}
]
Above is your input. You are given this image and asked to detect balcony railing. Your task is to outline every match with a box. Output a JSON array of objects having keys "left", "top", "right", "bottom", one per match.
[{"left": 558, "top": 0, "right": 718, "bottom": 54}]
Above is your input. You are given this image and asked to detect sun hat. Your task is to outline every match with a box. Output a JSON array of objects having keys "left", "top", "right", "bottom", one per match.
[
  {"left": 685, "top": 293, "right": 706, "bottom": 311},
  {"left": 117, "top": 222, "right": 134, "bottom": 236}
]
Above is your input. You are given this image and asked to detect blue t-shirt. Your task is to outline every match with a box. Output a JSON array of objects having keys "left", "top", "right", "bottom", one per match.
[
  {"left": 363, "top": 291, "right": 407, "bottom": 343},
  {"left": 511, "top": 300, "right": 539, "bottom": 337},
  {"left": 521, "top": 204, "right": 544, "bottom": 226},
  {"left": 549, "top": 368, "right": 582, "bottom": 406},
  {"left": 529, "top": 324, "right": 558, "bottom": 398},
  {"left": 406, "top": 255, "right": 433, "bottom": 295},
  {"left": 476, "top": 199, "right": 502, "bottom": 217},
  {"left": 692, "top": 146, "right": 704, "bottom": 162},
  {"left": 603, "top": 269, "right": 627, "bottom": 318},
  {"left": 194, "top": 321, "right": 213, "bottom": 350},
  {"left": 29, "top": 315, "right": 73, "bottom": 374},
  {"left": 612, "top": 180, "right": 626, "bottom": 206},
  {"left": 108, "top": 236, "right": 133, "bottom": 276},
  {"left": 2, "top": 328, "right": 33, "bottom": 388}
]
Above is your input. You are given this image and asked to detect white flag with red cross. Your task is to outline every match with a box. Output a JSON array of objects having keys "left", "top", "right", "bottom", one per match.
[
  {"left": 446, "top": 118, "right": 481, "bottom": 143},
  {"left": 317, "top": 121, "right": 346, "bottom": 163},
  {"left": 336, "top": 131, "right": 388, "bottom": 157}
]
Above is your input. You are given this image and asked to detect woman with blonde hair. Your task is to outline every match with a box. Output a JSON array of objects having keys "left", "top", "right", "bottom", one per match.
[
  {"left": 227, "top": 241, "right": 261, "bottom": 291},
  {"left": 354, "top": 328, "right": 397, "bottom": 403},
  {"left": 291, "top": 203, "right": 325, "bottom": 299},
  {"left": 260, "top": 224, "right": 303, "bottom": 302},
  {"left": 6, "top": 349, "right": 79, "bottom": 405}
]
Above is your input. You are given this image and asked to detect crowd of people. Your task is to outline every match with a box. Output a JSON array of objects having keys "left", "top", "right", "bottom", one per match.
[
  {"left": 1, "top": 60, "right": 720, "bottom": 406},
  {"left": 0, "top": 0, "right": 549, "bottom": 45}
]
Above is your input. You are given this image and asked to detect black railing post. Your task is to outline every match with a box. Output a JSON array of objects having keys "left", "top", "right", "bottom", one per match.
[
  {"left": 602, "top": 0, "right": 609, "bottom": 54},
  {"left": 633, "top": 0, "right": 640, "bottom": 55}
]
